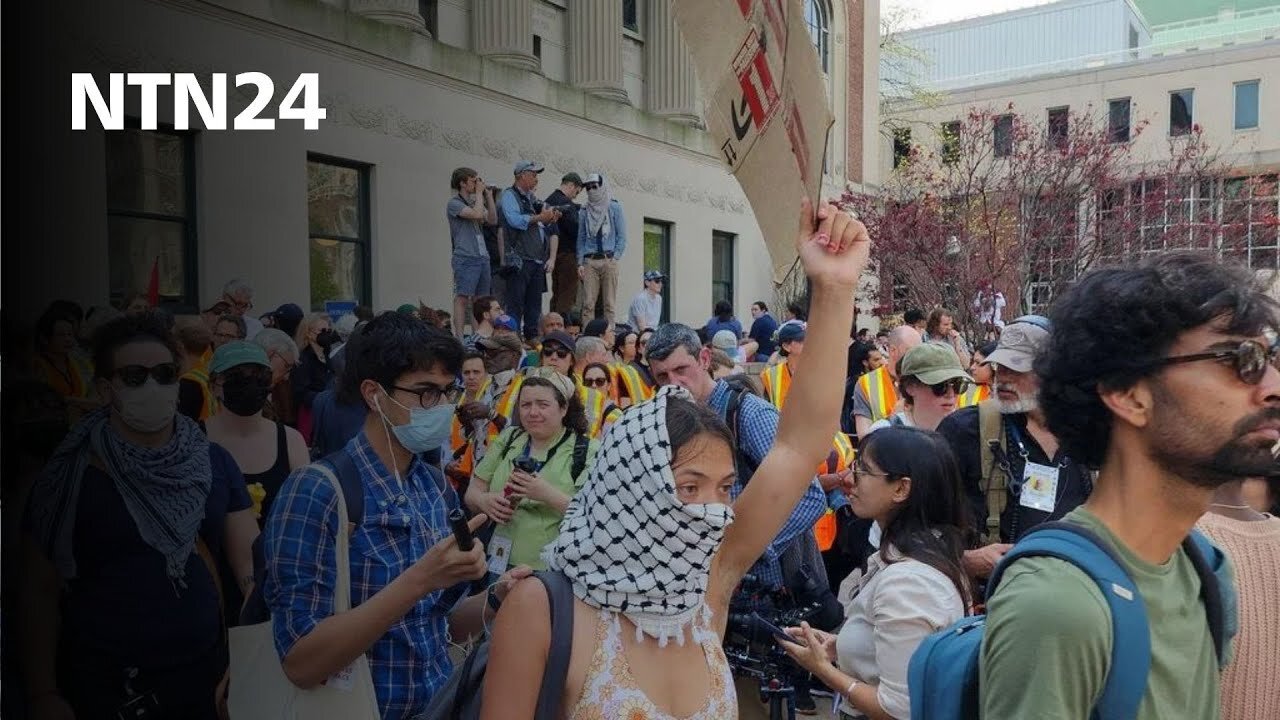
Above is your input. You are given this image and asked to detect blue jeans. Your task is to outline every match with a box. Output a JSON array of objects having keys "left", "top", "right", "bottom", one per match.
[{"left": 504, "top": 260, "right": 544, "bottom": 336}]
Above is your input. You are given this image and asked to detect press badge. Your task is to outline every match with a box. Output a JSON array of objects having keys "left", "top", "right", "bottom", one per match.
[
  {"left": 326, "top": 662, "right": 356, "bottom": 692},
  {"left": 1019, "top": 462, "right": 1059, "bottom": 512},
  {"left": 487, "top": 534, "right": 513, "bottom": 576}
]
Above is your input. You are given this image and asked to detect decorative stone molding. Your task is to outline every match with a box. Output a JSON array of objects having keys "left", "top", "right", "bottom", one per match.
[
  {"left": 350, "top": 0, "right": 426, "bottom": 32},
  {"left": 644, "top": 0, "right": 699, "bottom": 125},
  {"left": 569, "top": 0, "right": 628, "bottom": 103},
  {"left": 473, "top": 0, "right": 538, "bottom": 71}
]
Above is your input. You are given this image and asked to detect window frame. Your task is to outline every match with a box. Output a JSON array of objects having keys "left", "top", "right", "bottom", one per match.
[
  {"left": 1169, "top": 88, "right": 1194, "bottom": 137},
  {"left": 105, "top": 121, "right": 199, "bottom": 313},
  {"left": 643, "top": 218, "right": 673, "bottom": 324},
  {"left": 1107, "top": 97, "right": 1131, "bottom": 144},
  {"left": 1047, "top": 106, "right": 1069, "bottom": 149},
  {"left": 993, "top": 114, "right": 1014, "bottom": 158},
  {"left": 805, "top": 0, "right": 831, "bottom": 74},
  {"left": 940, "top": 120, "right": 961, "bottom": 164},
  {"left": 1234, "top": 80, "right": 1260, "bottom": 131},
  {"left": 892, "top": 127, "right": 912, "bottom": 169},
  {"left": 711, "top": 230, "right": 736, "bottom": 309},
  {"left": 307, "top": 153, "right": 373, "bottom": 310},
  {"left": 623, "top": 0, "right": 639, "bottom": 33}
]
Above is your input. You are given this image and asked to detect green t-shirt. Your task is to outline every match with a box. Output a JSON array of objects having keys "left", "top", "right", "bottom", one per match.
[
  {"left": 473, "top": 426, "right": 597, "bottom": 570},
  {"left": 980, "top": 507, "right": 1229, "bottom": 720}
]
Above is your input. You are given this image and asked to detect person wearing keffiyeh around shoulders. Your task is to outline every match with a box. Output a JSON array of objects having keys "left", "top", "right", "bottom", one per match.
[{"left": 480, "top": 199, "right": 872, "bottom": 719}]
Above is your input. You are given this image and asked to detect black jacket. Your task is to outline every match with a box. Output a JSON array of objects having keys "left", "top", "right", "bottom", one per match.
[
  {"left": 936, "top": 406, "right": 1093, "bottom": 544},
  {"left": 544, "top": 189, "right": 580, "bottom": 257}
]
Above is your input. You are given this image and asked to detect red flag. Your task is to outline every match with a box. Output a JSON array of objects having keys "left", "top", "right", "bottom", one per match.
[{"left": 147, "top": 257, "right": 159, "bottom": 307}]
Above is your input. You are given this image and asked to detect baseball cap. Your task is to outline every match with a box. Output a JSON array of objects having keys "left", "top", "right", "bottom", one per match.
[
  {"left": 899, "top": 343, "right": 974, "bottom": 386},
  {"left": 712, "top": 330, "right": 739, "bottom": 352},
  {"left": 583, "top": 318, "right": 611, "bottom": 337},
  {"left": 266, "top": 302, "right": 304, "bottom": 324},
  {"left": 561, "top": 172, "right": 583, "bottom": 186},
  {"left": 542, "top": 330, "right": 577, "bottom": 353},
  {"left": 583, "top": 173, "right": 604, "bottom": 187},
  {"left": 777, "top": 321, "right": 806, "bottom": 344},
  {"left": 513, "top": 160, "right": 545, "bottom": 175},
  {"left": 985, "top": 315, "right": 1051, "bottom": 373},
  {"left": 477, "top": 333, "right": 524, "bottom": 355},
  {"left": 493, "top": 314, "right": 519, "bottom": 332},
  {"left": 210, "top": 340, "right": 271, "bottom": 374},
  {"left": 644, "top": 270, "right": 666, "bottom": 282}
]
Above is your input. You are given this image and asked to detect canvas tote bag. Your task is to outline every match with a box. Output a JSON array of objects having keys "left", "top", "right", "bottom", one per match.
[{"left": 227, "top": 463, "right": 379, "bottom": 719}]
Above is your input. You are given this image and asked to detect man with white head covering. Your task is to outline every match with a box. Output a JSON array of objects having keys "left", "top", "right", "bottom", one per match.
[{"left": 575, "top": 172, "right": 627, "bottom": 323}]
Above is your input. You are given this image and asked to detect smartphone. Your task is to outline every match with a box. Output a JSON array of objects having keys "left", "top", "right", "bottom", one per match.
[
  {"left": 751, "top": 612, "right": 793, "bottom": 644},
  {"left": 448, "top": 508, "right": 474, "bottom": 551},
  {"left": 512, "top": 457, "right": 538, "bottom": 473}
]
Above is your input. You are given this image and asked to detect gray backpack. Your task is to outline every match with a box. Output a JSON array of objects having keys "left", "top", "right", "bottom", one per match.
[{"left": 423, "top": 571, "right": 575, "bottom": 720}]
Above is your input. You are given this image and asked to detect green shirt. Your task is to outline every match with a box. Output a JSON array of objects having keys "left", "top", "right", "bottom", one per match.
[
  {"left": 474, "top": 426, "right": 597, "bottom": 570},
  {"left": 980, "top": 507, "right": 1229, "bottom": 720}
]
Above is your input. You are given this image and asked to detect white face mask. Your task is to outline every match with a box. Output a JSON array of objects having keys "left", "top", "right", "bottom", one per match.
[
  {"left": 114, "top": 378, "right": 180, "bottom": 433},
  {"left": 586, "top": 187, "right": 604, "bottom": 204}
]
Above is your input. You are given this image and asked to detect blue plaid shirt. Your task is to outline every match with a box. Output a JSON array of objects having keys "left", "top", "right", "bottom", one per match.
[
  {"left": 708, "top": 380, "right": 827, "bottom": 588},
  {"left": 264, "top": 431, "right": 467, "bottom": 720}
]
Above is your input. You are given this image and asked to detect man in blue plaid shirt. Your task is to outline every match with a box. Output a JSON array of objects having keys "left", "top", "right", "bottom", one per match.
[
  {"left": 263, "top": 313, "right": 528, "bottom": 719},
  {"left": 645, "top": 323, "right": 828, "bottom": 589}
]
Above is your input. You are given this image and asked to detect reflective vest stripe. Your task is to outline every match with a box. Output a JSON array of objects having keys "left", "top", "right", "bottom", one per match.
[
  {"left": 857, "top": 366, "right": 897, "bottom": 422},
  {"left": 761, "top": 363, "right": 791, "bottom": 410},
  {"left": 611, "top": 363, "right": 654, "bottom": 404},
  {"left": 958, "top": 384, "right": 991, "bottom": 409},
  {"left": 181, "top": 366, "right": 217, "bottom": 421}
]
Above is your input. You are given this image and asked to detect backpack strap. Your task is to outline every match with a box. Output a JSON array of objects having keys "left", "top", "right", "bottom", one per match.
[
  {"left": 532, "top": 571, "right": 576, "bottom": 720},
  {"left": 1183, "top": 529, "right": 1231, "bottom": 668},
  {"left": 570, "top": 432, "right": 590, "bottom": 482},
  {"left": 988, "top": 521, "right": 1150, "bottom": 720},
  {"left": 977, "top": 400, "right": 1009, "bottom": 542}
]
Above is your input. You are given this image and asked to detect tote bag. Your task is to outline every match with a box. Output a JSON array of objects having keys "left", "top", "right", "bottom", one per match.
[{"left": 227, "top": 463, "right": 380, "bottom": 719}]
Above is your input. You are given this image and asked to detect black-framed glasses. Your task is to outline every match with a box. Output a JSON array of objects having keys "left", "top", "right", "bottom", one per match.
[
  {"left": 391, "top": 383, "right": 462, "bottom": 408},
  {"left": 584, "top": 182, "right": 601, "bottom": 190},
  {"left": 114, "top": 363, "right": 180, "bottom": 387},
  {"left": 1153, "top": 338, "right": 1279, "bottom": 385},
  {"left": 542, "top": 345, "right": 571, "bottom": 359},
  {"left": 583, "top": 376, "right": 610, "bottom": 389},
  {"left": 929, "top": 378, "right": 970, "bottom": 397}
]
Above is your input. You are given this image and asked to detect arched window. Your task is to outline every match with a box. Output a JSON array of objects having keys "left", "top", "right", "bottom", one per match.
[{"left": 805, "top": 0, "right": 830, "bottom": 73}]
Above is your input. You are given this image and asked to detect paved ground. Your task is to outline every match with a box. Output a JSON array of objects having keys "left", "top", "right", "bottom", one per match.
[{"left": 735, "top": 677, "right": 847, "bottom": 719}]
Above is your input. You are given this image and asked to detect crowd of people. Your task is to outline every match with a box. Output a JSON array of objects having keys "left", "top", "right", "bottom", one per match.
[{"left": 3, "top": 193, "right": 1280, "bottom": 720}]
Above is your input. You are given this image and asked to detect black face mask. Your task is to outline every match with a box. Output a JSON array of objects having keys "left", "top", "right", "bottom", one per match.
[{"left": 221, "top": 377, "right": 272, "bottom": 416}]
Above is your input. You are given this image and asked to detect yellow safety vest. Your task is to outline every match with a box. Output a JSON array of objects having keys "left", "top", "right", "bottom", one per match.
[
  {"left": 491, "top": 371, "right": 617, "bottom": 440},
  {"left": 856, "top": 366, "right": 898, "bottom": 423},
  {"left": 181, "top": 365, "right": 218, "bottom": 421},
  {"left": 611, "top": 362, "right": 654, "bottom": 406},
  {"left": 958, "top": 383, "right": 992, "bottom": 409}
]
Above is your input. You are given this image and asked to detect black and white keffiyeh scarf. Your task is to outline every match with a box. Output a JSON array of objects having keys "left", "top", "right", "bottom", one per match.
[
  {"left": 543, "top": 385, "right": 734, "bottom": 645},
  {"left": 25, "top": 406, "right": 212, "bottom": 588}
]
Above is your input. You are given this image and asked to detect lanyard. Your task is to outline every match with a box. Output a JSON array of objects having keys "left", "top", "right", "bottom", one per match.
[{"left": 516, "top": 428, "right": 573, "bottom": 472}]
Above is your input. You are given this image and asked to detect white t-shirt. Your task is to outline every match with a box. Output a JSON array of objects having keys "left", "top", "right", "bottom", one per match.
[
  {"left": 865, "top": 411, "right": 915, "bottom": 436},
  {"left": 628, "top": 291, "right": 662, "bottom": 330}
]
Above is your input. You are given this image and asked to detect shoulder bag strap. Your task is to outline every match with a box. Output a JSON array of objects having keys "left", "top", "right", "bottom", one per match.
[
  {"left": 311, "top": 462, "right": 354, "bottom": 613},
  {"left": 1182, "top": 530, "right": 1229, "bottom": 666},
  {"left": 570, "top": 432, "right": 590, "bottom": 482},
  {"left": 978, "top": 399, "right": 1009, "bottom": 542},
  {"left": 531, "top": 571, "right": 576, "bottom": 720}
]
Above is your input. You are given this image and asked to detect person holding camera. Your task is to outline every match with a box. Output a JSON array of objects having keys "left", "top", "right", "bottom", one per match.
[
  {"left": 576, "top": 173, "right": 627, "bottom": 324},
  {"left": 465, "top": 370, "right": 597, "bottom": 572},
  {"left": 448, "top": 167, "right": 497, "bottom": 340},
  {"left": 498, "top": 160, "right": 561, "bottom": 337},
  {"left": 290, "top": 312, "right": 338, "bottom": 444}
]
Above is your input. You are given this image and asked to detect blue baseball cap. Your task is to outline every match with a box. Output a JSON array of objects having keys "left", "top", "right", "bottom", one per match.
[
  {"left": 494, "top": 314, "right": 519, "bottom": 331},
  {"left": 777, "top": 321, "right": 807, "bottom": 344},
  {"left": 644, "top": 270, "right": 666, "bottom": 282},
  {"left": 513, "top": 160, "right": 544, "bottom": 175}
]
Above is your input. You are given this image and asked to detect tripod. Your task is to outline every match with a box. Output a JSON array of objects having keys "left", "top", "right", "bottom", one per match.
[{"left": 759, "top": 673, "right": 797, "bottom": 720}]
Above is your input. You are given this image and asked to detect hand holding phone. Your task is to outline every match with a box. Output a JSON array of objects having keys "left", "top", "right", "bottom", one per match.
[
  {"left": 448, "top": 508, "right": 474, "bottom": 551},
  {"left": 751, "top": 612, "right": 793, "bottom": 644}
]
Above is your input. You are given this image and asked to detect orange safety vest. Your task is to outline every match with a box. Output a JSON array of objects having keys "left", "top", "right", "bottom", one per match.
[
  {"left": 856, "top": 366, "right": 899, "bottom": 423},
  {"left": 611, "top": 362, "right": 654, "bottom": 406},
  {"left": 451, "top": 377, "right": 493, "bottom": 454},
  {"left": 762, "top": 360, "right": 853, "bottom": 552},
  {"left": 35, "top": 351, "right": 93, "bottom": 399},
  {"left": 957, "top": 383, "right": 992, "bottom": 409},
  {"left": 180, "top": 365, "right": 218, "bottom": 421}
]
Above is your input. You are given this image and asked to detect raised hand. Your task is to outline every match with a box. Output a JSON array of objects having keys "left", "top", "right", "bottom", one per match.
[{"left": 795, "top": 198, "right": 871, "bottom": 290}]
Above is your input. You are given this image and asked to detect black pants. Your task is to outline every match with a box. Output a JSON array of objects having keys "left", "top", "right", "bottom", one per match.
[
  {"left": 60, "top": 641, "right": 224, "bottom": 720},
  {"left": 505, "top": 260, "right": 544, "bottom": 336}
]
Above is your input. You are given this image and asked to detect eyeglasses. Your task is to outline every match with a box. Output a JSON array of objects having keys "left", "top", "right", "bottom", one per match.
[
  {"left": 852, "top": 465, "right": 892, "bottom": 484},
  {"left": 1153, "top": 338, "right": 1280, "bottom": 385},
  {"left": 584, "top": 183, "right": 600, "bottom": 190},
  {"left": 542, "top": 345, "right": 571, "bottom": 359},
  {"left": 213, "top": 331, "right": 240, "bottom": 341},
  {"left": 928, "top": 378, "right": 971, "bottom": 397},
  {"left": 113, "top": 363, "right": 180, "bottom": 387},
  {"left": 583, "top": 376, "right": 610, "bottom": 389},
  {"left": 391, "top": 383, "right": 462, "bottom": 408}
]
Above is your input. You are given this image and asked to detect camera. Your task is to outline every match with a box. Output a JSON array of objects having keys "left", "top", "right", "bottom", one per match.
[
  {"left": 723, "top": 573, "right": 826, "bottom": 718},
  {"left": 512, "top": 457, "right": 538, "bottom": 473}
]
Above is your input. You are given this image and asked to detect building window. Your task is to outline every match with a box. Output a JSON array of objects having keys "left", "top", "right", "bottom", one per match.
[
  {"left": 892, "top": 127, "right": 912, "bottom": 168},
  {"left": 1235, "top": 80, "right": 1260, "bottom": 130},
  {"left": 1047, "top": 106, "right": 1069, "bottom": 148},
  {"left": 308, "top": 155, "right": 371, "bottom": 310},
  {"left": 1223, "top": 175, "right": 1280, "bottom": 271},
  {"left": 711, "top": 231, "right": 735, "bottom": 308},
  {"left": 1169, "top": 89, "right": 1194, "bottom": 136},
  {"left": 644, "top": 219, "right": 672, "bottom": 323},
  {"left": 940, "top": 121, "right": 961, "bottom": 164},
  {"left": 993, "top": 114, "right": 1014, "bottom": 158},
  {"left": 105, "top": 126, "right": 197, "bottom": 311},
  {"left": 533, "top": 35, "right": 542, "bottom": 59},
  {"left": 805, "top": 0, "right": 830, "bottom": 73},
  {"left": 623, "top": 0, "right": 638, "bottom": 32},
  {"left": 1108, "top": 98, "right": 1131, "bottom": 143},
  {"left": 418, "top": 0, "right": 438, "bottom": 37}
]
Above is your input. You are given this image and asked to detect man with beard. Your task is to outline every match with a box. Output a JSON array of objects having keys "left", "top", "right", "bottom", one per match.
[
  {"left": 980, "top": 253, "right": 1276, "bottom": 720},
  {"left": 937, "top": 316, "right": 1092, "bottom": 581}
]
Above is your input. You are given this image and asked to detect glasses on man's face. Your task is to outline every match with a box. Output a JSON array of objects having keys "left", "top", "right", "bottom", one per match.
[
  {"left": 391, "top": 383, "right": 462, "bottom": 409},
  {"left": 583, "top": 376, "right": 610, "bottom": 389},
  {"left": 1154, "top": 337, "right": 1280, "bottom": 386},
  {"left": 928, "top": 378, "right": 970, "bottom": 397},
  {"left": 542, "top": 345, "right": 571, "bottom": 359},
  {"left": 114, "top": 363, "right": 180, "bottom": 387}
]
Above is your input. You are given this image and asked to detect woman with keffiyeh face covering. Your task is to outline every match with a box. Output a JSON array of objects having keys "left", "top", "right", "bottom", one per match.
[{"left": 480, "top": 199, "right": 871, "bottom": 719}]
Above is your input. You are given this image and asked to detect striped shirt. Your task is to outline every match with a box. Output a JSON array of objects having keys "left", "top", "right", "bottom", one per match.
[{"left": 263, "top": 431, "right": 468, "bottom": 719}]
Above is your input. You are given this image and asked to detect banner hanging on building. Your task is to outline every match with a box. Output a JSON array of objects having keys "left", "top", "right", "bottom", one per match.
[{"left": 675, "top": 0, "right": 834, "bottom": 284}]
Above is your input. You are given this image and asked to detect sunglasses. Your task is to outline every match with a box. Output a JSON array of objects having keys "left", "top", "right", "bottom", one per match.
[
  {"left": 542, "top": 345, "right": 571, "bottom": 359},
  {"left": 113, "top": 363, "right": 180, "bottom": 387},
  {"left": 928, "top": 378, "right": 970, "bottom": 397},
  {"left": 584, "top": 183, "right": 600, "bottom": 190},
  {"left": 583, "top": 376, "right": 610, "bottom": 389},
  {"left": 1154, "top": 338, "right": 1280, "bottom": 385}
]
